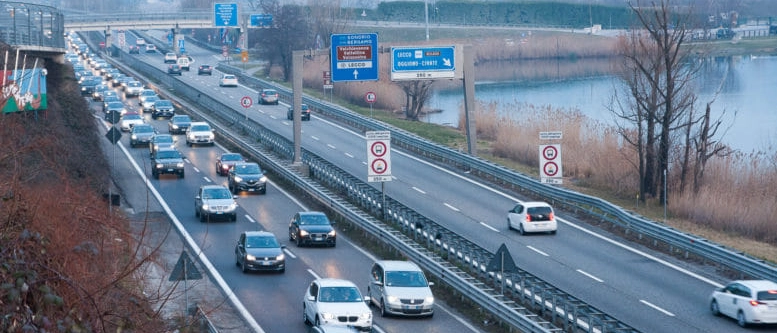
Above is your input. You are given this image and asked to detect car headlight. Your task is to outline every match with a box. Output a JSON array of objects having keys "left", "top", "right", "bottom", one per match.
[
  {"left": 228, "top": 203, "right": 237, "bottom": 210},
  {"left": 246, "top": 254, "right": 256, "bottom": 261},
  {"left": 387, "top": 295, "right": 399, "bottom": 303},
  {"left": 233, "top": 176, "right": 243, "bottom": 182},
  {"left": 201, "top": 204, "right": 209, "bottom": 210},
  {"left": 259, "top": 176, "right": 268, "bottom": 182},
  {"left": 171, "top": 124, "right": 179, "bottom": 129},
  {"left": 360, "top": 312, "right": 372, "bottom": 320},
  {"left": 131, "top": 134, "right": 137, "bottom": 139},
  {"left": 276, "top": 253, "right": 285, "bottom": 261},
  {"left": 208, "top": 133, "right": 215, "bottom": 139},
  {"left": 176, "top": 162, "right": 184, "bottom": 168},
  {"left": 155, "top": 163, "right": 163, "bottom": 168},
  {"left": 425, "top": 296, "right": 435, "bottom": 304},
  {"left": 320, "top": 312, "right": 335, "bottom": 320},
  {"left": 299, "top": 230, "right": 309, "bottom": 237},
  {"left": 327, "top": 230, "right": 336, "bottom": 237}
]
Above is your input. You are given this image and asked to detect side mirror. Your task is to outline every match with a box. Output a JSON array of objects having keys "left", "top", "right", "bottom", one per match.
[
  {"left": 306, "top": 295, "right": 315, "bottom": 302},
  {"left": 373, "top": 281, "right": 384, "bottom": 287},
  {"left": 428, "top": 282, "right": 435, "bottom": 287},
  {"left": 363, "top": 296, "right": 371, "bottom": 303},
  {"left": 195, "top": 195, "right": 201, "bottom": 200}
]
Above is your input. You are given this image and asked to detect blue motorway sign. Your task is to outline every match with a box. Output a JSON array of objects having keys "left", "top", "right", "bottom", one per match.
[
  {"left": 330, "top": 33, "right": 378, "bottom": 82},
  {"left": 391, "top": 46, "right": 456, "bottom": 81},
  {"left": 214, "top": 3, "right": 238, "bottom": 27},
  {"left": 250, "top": 14, "right": 273, "bottom": 28}
]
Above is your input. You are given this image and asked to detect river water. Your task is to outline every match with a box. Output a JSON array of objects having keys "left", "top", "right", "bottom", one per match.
[{"left": 424, "top": 55, "right": 777, "bottom": 152}]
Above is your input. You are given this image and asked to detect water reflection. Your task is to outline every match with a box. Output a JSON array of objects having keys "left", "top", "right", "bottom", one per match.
[{"left": 426, "top": 55, "right": 777, "bottom": 152}]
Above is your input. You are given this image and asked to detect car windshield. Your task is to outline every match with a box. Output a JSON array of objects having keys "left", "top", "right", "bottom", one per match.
[
  {"left": 527, "top": 206, "right": 552, "bottom": 215},
  {"left": 172, "top": 115, "right": 190, "bottom": 123},
  {"left": 234, "top": 164, "right": 262, "bottom": 175},
  {"left": 385, "top": 271, "right": 428, "bottom": 287},
  {"left": 144, "top": 96, "right": 159, "bottom": 104},
  {"left": 155, "top": 100, "right": 172, "bottom": 107},
  {"left": 107, "top": 102, "right": 124, "bottom": 109},
  {"left": 223, "top": 75, "right": 235, "bottom": 80},
  {"left": 154, "top": 135, "right": 173, "bottom": 143},
  {"left": 128, "top": 82, "right": 142, "bottom": 88},
  {"left": 134, "top": 126, "right": 154, "bottom": 133},
  {"left": 191, "top": 125, "right": 210, "bottom": 132},
  {"left": 222, "top": 154, "right": 242, "bottom": 162},
  {"left": 202, "top": 188, "right": 232, "bottom": 199},
  {"left": 319, "top": 287, "right": 362, "bottom": 303},
  {"left": 156, "top": 150, "right": 180, "bottom": 159},
  {"left": 263, "top": 89, "right": 277, "bottom": 95},
  {"left": 123, "top": 114, "right": 141, "bottom": 120},
  {"left": 758, "top": 290, "right": 777, "bottom": 301},
  {"left": 299, "top": 214, "right": 330, "bottom": 225},
  {"left": 245, "top": 235, "right": 279, "bottom": 248}
]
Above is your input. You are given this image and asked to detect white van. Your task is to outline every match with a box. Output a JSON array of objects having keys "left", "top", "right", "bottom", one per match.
[
  {"left": 367, "top": 260, "right": 434, "bottom": 317},
  {"left": 176, "top": 56, "right": 190, "bottom": 71}
]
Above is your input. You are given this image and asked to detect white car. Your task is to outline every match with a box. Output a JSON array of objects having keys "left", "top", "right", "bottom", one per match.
[
  {"left": 367, "top": 260, "right": 434, "bottom": 317},
  {"left": 145, "top": 44, "right": 156, "bottom": 53},
  {"left": 219, "top": 74, "right": 238, "bottom": 87},
  {"left": 710, "top": 280, "right": 777, "bottom": 327},
  {"left": 507, "top": 201, "right": 557, "bottom": 235},
  {"left": 119, "top": 113, "right": 144, "bottom": 132},
  {"left": 135, "top": 37, "right": 146, "bottom": 46},
  {"left": 164, "top": 52, "right": 177, "bottom": 64},
  {"left": 185, "top": 121, "right": 215, "bottom": 146},
  {"left": 303, "top": 278, "right": 372, "bottom": 331},
  {"left": 124, "top": 81, "right": 144, "bottom": 97}
]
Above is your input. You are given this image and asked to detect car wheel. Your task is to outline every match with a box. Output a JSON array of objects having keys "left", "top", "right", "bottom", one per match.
[
  {"left": 315, "top": 317, "right": 321, "bottom": 327},
  {"left": 195, "top": 207, "right": 200, "bottom": 217},
  {"left": 235, "top": 253, "right": 240, "bottom": 266},
  {"left": 737, "top": 311, "right": 747, "bottom": 327},
  {"left": 550, "top": 229, "right": 557, "bottom": 235},
  {"left": 179, "top": 171, "right": 185, "bottom": 179},
  {"left": 507, "top": 218, "right": 514, "bottom": 231},
  {"left": 710, "top": 300, "right": 720, "bottom": 316},
  {"left": 279, "top": 267, "right": 285, "bottom": 274},
  {"left": 231, "top": 214, "right": 237, "bottom": 222},
  {"left": 519, "top": 224, "right": 526, "bottom": 235},
  {"left": 152, "top": 171, "right": 159, "bottom": 179},
  {"left": 296, "top": 235, "right": 303, "bottom": 247},
  {"left": 330, "top": 241, "right": 336, "bottom": 248},
  {"left": 259, "top": 188, "right": 267, "bottom": 195},
  {"left": 303, "top": 305, "right": 310, "bottom": 325},
  {"left": 186, "top": 141, "right": 192, "bottom": 147},
  {"left": 241, "top": 260, "right": 248, "bottom": 273},
  {"left": 380, "top": 299, "right": 389, "bottom": 317},
  {"left": 199, "top": 212, "right": 207, "bottom": 222}
]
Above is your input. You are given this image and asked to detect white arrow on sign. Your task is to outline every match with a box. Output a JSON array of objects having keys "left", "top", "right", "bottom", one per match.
[{"left": 352, "top": 69, "right": 359, "bottom": 79}]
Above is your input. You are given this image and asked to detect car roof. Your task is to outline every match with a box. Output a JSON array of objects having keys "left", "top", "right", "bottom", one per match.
[
  {"left": 244, "top": 230, "right": 276, "bottom": 238},
  {"left": 156, "top": 146, "right": 178, "bottom": 153},
  {"left": 122, "top": 113, "right": 141, "bottom": 118},
  {"left": 299, "top": 211, "right": 326, "bottom": 217},
  {"left": 315, "top": 278, "right": 358, "bottom": 288},
  {"left": 375, "top": 260, "right": 423, "bottom": 271},
  {"left": 200, "top": 184, "right": 229, "bottom": 191},
  {"left": 733, "top": 280, "right": 777, "bottom": 290},
  {"left": 521, "top": 201, "right": 553, "bottom": 208}
]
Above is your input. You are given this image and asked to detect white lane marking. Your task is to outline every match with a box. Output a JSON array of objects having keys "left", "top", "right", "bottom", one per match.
[
  {"left": 203, "top": 176, "right": 211, "bottom": 183},
  {"left": 412, "top": 187, "right": 426, "bottom": 194},
  {"left": 308, "top": 269, "right": 321, "bottom": 280},
  {"left": 311, "top": 135, "right": 320, "bottom": 141},
  {"left": 479, "top": 222, "right": 499, "bottom": 232},
  {"left": 527, "top": 246, "right": 549, "bottom": 257},
  {"left": 283, "top": 248, "right": 297, "bottom": 259},
  {"left": 361, "top": 161, "right": 367, "bottom": 166},
  {"left": 193, "top": 166, "right": 201, "bottom": 173},
  {"left": 245, "top": 215, "right": 256, "bottom": 223},
  {"left": 327, "top": 144, "right": 336, "bottom": 149},
  {"left": 345, "top": 152, "right": 354, "bottom": 158},
  {"left": 576, "top": 269, "right": 604, "bottom": 283},
  {"left": 443, "top": 203, "right": 460, "bottom": 212},
  {"left": 640, "top": 300, "right": 675, "bottom": 316}
]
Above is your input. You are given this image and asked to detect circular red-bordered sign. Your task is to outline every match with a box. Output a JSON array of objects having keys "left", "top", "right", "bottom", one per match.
[
  {"left": 542, "top": 145, "right": 558, "bottom": 160},
  {"left": 371, "top": 159, "right": 387, "bottom": 174},
  {"left": 365, "top": 91, "right": 376, "bottom": 104},
  {"left": 543, "top": 161, "right": 559, "bottom": 177},
  {"left": 240, "top": 96, "right": 253, "bottom": 108},
  {"left": 370, "top": 141, "right": 387, "bottom": 157}
]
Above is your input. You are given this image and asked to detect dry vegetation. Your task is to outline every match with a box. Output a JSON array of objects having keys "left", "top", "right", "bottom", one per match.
[{"left": 0, "top": 61, "right": 173, "bottom": 332}]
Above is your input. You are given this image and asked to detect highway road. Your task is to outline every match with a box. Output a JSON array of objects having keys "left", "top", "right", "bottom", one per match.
[
  {"left": 77, "top": 36, "right": 481, "bottom": 333},
  {"left": 95, "top": 30, "right": 768, "bottom": 333}
]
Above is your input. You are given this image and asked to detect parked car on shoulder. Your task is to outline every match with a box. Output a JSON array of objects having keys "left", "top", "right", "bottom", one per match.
[
  {"left": 287, "top": 103, "right": 311, "bottom": 121},
  {"left": 228, "top": 162, "right": 267, "bottom": 194},
  {"left": 194, "top": 185, "right": 237, "bottom": 222},
  {"left": 151, "top": 147, "right": 185, "bottom": 179},
  {"left": 185, "top": 122, "right": 215, "bottom": 146},
  {"left": 367, "top": 260, "right": 435, "bottom": 318},
  {"left": 710, "top": 280, "right": 777, "bottom": 327},
  {"left": 219, "top": 74, "right": 238, "bottom": 87},
  {"left": 303, "top": 278, "right": 372, "bottom": 331},
  {"left": 234, "top": 231, "right": 285, "bottom": 273},
  {"left": 168, "top": 114, "right": 192, "bottom": 134},
  {"left": 507, "top": 201, "right": 557, "bottom": 235},
  {"left": 289, "top": 211, "right": 336, "bottom": 247}
]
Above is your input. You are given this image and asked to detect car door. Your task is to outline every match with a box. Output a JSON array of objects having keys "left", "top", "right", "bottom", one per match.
[
  {"left": 718, "top": 283, "right": 742, "bottom": 317},
  {"left": 304, "top": 282, "right": 320, "bottom": 323},
  {"left": 289, "top": 213, "right": 300, "bottom": 240},
  {"left": 235, "top": 233, "right": 246, "bottom": 265},
  {"left": 369, "top": 263, "right": 383, "bottom": 305},
  {"left": 507, "top": 204, "right": 524, "bottom": 227}
]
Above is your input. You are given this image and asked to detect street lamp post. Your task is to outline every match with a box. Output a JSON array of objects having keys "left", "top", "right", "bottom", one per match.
[{"left": 425, "top": 0, "right": 429, "bottom": 41}]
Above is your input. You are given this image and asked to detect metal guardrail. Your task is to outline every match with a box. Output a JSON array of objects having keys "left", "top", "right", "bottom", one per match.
[
  {"left": 216, "top": 64, "right": 777, "bottom": 284},
  {"left": 0, "top": 1, "right": 66, "bottom": 51}
]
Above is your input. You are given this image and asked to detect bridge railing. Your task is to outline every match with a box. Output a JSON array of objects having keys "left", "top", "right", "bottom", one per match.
[{"left": 0, "top": 1, "right": 65, "bottom": 50}]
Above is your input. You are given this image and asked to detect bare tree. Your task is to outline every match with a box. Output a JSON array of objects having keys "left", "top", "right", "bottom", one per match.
[
  {"left": 251, "top": 2, "right": 312, "bottom": 81},
  {"left": 398, "top": 80, "right": 434, "bottom": 120}
]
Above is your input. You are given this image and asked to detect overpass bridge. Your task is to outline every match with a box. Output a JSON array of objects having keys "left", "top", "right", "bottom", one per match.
[{"left": 63, "top": 11, "right": 212, "bottom": 31}]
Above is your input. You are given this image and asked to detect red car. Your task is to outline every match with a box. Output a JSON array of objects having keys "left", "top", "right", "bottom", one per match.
[{"left": 215, "top": 153, "right": 245, "bottom": 176}]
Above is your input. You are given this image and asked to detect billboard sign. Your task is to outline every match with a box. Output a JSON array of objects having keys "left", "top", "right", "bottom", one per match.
[
  {"left": 330, "top": 33, "right": 378, "bottom": 82},
  {"left": 214, "top": 3, "right": 239, "bottom": 27},
  {"left": 1, "top": 69, "right": 47, "bottom": 113}
]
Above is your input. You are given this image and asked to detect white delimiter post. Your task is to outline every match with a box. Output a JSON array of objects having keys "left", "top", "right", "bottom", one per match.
[
  {"left": 462, "top": 45, "right": 477, "bottom": 156},
  {"left": 292, "top": 50, "right": 303, "bottom": 165}
]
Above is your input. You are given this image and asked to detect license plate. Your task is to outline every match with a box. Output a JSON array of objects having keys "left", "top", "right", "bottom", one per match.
[
  {"left": 314, "top": 237, "right": 322, "bottom": 241},
  {"left": 248, "top": 189, "right": 255, "bottom": 192},
  {"left": 167, "top": 169, "right": 174, "bottom": 172},
  {"left": 261, "top": 261, "right": 271, "bottom": 266}
]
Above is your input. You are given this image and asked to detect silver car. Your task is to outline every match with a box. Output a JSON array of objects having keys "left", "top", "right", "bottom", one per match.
[
  {"left": 129, "top": 124, "right": 156, "bottom": 148},
  {"left": 194, "top": 185, "right": 237, "bottom": 222},
  {"left": 367, "top": 260, "right": 434, "bottom": 317}
]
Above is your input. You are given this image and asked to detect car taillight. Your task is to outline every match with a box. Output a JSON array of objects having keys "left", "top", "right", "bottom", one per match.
[
  {"left": 549, "top": 212, "right": 555, "bottom": 220},
  {"left": 750, "top": 300, "right": 766, "bottom": 306},
  {"left": 525, "top": 215, "right": 532, "bottom": 222}
]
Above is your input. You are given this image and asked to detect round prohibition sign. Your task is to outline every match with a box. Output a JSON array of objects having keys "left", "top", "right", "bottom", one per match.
[
  {"left": 542, "top": 145, "right": 558, "bottom": 160},
  {"left": 543, "top": 161, "right": 559, "bottom": 177},
  {"left": 371, "top": 159, "right": 387, "bottom": 174},
  {"left": 365, "top": 91, "right": 376, "bottom": 104},
  {"left": 240, "top": 96, "right": 253, "bottom": 108},
  {"left": 370, "top": 141, "right": 387, "bottom": 157}
]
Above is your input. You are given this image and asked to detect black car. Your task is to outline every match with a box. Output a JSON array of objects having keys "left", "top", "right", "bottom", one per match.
[
  {"left": 228, "top": 162, "right": 267, "bottom": 194},
  {"left": 197, "top": 64, "right": 213, "bottom": 75},
  {"left": 288, "top": 211, "right": 336, "bottom": 247},
  {"left": 129, "top": 124, "right": 156, "bottom": 148},
  {"left": 167, "top": 64, "right": 182, "bottom": 76},
  {"left": 151, "top": 147, "right": 185, "bottom": 179},
  {"left": 287, "top": 103, "right": 311, "bottom": 121},
  {"left": 151, "top": 100, "right": 175, "bottom": 119},
  {"left": 168, "top": 114, "right": 192, "bottom": 134},
  {"left": 79, "top": 77, "right": 103, "bottom": 96},
  {"left": 128, "top": 45, "right": 140, "bottom": 54},
  {"left": 234, "top": 231, "right": 285, "bottom": 273}
]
